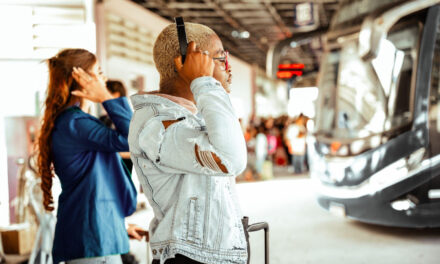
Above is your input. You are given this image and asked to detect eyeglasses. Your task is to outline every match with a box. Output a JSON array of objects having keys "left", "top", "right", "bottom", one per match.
[{"left": 212, "top": 50, "right": 229, "bottom": 70}]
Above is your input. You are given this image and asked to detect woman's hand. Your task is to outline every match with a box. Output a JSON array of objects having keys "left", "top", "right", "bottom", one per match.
[
  {"left": 71, "top": 67, "right": 113, "bottom": 103},
  {"left": 127, "top": 224, "right": 149, "bottom": 241}
]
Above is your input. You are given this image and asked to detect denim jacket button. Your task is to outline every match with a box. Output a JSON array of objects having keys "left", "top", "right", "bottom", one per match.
[
  {"left": 159, "top": 248, "right": 163, "bottom": 254},
  {"left": 152, "top": 249, "right": 157, "bottom": 255}
]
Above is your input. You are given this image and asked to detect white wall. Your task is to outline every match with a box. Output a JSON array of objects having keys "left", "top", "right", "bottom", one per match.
[
  {"left": 0, "top": 116, "right": 10, "bottom": 226},
  {"left": 0, "top": 60, "right": 48, "bottom": 117},
  {"left": 255, "top": 78, "right": 288, "bottom": 118},
  {"left": 228, "top": 56, "right": 253, "bottom": 125},
  {"left": 0, "top": 0, "right": 96, "bottom": 224},
  {"left": 100, "top": 0, "right": 169, "bottom": 92},
  {"left": 288, "top": 87, "right": 318, "bottom": 118},
  {"left": 106, "top": 57, "right": 160, "bottom": 94},
  {"left": 0, "top": 1, "right": 96, "bottom": 117},
  {"left": 102, "top": 0, "right": 170, "bottom": 37}
]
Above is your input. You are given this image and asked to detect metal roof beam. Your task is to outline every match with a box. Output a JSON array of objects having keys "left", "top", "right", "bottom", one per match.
[
  {"left": 180, "top": 11, "right": 221, "bottom": 17},
  {"left": 140, "top": 0, "right": 179, "bottom": 17},
  {"left": 202, "top": 0, "right": 268, "bottom": 52},
  {"left": 274, "top": 4, "right": 295, "bottom": 10},
  {"left": 167, "top": 2, "right": 215, "bottom": 9},
  {"left": 275, "top": 1, "right": 338, "bottom": 10},
  {"left": 278, "top": 10, "right": 294, "bottom": 17},
  {"left": 241, "top": 0, "right": 338, "bottom": 3},
  {"left": 221, "top": 3, "right": 265, "bottom": 10},
  {"left": 318, "top": 3, "right": 329, "bottom": 26},
  {"left": 239, "top": 18, "right": 274, "bottom": 24},
  {"left": 263, "top": 2, "right": 292, "bottom": 38},
  {"left": 230, "top": 10, "right": 272, "bottom": 17},
  {"left": 189, "top": 18, "right": 225, "bottom": 23}
]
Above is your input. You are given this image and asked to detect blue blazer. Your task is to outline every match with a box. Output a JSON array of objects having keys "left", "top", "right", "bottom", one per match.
[{"left": 50, "top": 97, "right": 137, "bottom": 263}]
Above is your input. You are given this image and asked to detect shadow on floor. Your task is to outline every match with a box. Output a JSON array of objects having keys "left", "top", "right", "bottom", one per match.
[{"left": 348, "top": 220, "right": 440, "bottom": 238}]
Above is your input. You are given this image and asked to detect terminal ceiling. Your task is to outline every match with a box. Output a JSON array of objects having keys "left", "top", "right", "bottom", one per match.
[{"left": 130, "top": 0, "right": 340, "bottom": 74}]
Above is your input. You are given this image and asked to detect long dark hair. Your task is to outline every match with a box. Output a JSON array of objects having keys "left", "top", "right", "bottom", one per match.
[
  {"left": 106, "top": 80, "right": 127, "bottom": 97},
  {"left": 37, "top": 48, "right": 96, "bottom": 211}
]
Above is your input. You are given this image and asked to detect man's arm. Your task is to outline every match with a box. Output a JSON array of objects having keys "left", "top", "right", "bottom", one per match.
[
  {"left": 191, "top": 76, "right": 247, "bottom": 174},
  {"left": 137, "top": 41, "right": 246, "bottom": 176},
  {"left": 137, "top": 77, "right": 246, "bottom": 176}
]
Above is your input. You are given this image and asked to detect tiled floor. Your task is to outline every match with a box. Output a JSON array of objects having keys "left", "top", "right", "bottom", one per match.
[{"left": 127, "top": 174, "right": 440, "bottom": 264}]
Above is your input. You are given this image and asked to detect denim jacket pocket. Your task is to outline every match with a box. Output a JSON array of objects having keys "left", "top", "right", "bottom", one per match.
[{"left": 186, "top": 197, "right": 202, "bottom": 245}]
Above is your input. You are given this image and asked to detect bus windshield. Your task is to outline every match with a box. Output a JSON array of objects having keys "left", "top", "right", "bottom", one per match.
[{"left": 315, "top": 22, "right": 421, "bottom": 148}]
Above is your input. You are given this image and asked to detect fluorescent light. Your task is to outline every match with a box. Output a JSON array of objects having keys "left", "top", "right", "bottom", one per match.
[{"left": 240, "top": 31, "right": 250, "bottom": 39}]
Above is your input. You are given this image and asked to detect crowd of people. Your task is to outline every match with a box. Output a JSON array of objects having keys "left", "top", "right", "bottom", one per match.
[{"left": 240, "top": 114, "right": 311, "bottom": 181}]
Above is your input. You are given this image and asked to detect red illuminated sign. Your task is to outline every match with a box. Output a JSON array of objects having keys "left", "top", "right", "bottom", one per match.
[
  {"left": 278, "top": 63, "right": 305, "bottom": 70},
  {"left": 276, "top": 71, "right": 303, "bottom": 79},
  {"left": 276, "top": 63, "right": 304, "bottom": 79}
]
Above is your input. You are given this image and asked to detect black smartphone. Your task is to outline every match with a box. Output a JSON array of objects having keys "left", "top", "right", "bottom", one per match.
[{"left": 174, "top": 17, "right": 188, "bottom": 64}]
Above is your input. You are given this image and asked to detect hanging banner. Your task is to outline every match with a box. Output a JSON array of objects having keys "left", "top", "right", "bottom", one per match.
[{"left": 293, "top": 3, "right": 319, "bottom": 30}]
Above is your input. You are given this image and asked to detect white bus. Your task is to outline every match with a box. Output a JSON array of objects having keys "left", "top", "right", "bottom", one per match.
[{"left": 310, "top": 0, "right": 440, "bottom": 227}]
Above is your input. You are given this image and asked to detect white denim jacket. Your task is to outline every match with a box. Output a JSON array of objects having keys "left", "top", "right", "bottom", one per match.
[{"left": 128, "top": 77, "right": 248, "bottom": 264}]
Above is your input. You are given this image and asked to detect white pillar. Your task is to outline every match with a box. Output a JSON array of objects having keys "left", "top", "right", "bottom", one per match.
[{"left": 0, "top": 116, "right": 10, "bottom": 226}]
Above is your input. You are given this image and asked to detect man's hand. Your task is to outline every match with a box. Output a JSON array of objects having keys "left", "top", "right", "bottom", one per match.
[
  {"left": 174, "top": 41, "right": 214, "bottom": 85},
  {"left": 127, "top": 224, "right": 149, "bottom": 241}
]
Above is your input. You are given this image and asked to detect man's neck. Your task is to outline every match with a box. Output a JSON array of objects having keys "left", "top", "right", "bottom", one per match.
[{"left": 161, "top": 78, "right": 195, "bottom": 104}]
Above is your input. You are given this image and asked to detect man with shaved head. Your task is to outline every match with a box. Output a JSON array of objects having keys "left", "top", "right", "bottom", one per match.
[
  {"left": 153, "top": 22, "right": 232, "bottom": 94},
  {"left": 128, "top": 22, "right": 248, "bottom": 264}
]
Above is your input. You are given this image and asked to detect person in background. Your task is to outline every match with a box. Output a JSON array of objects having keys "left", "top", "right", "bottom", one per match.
[
  {"left": 99, "top": 80, "right": 133, "bottom": 173},
  {"left": 298, "top": 114, "right": 310, "bottom": 171},
  {"left": 264, "top": 117, "right": 277, "bottom": 162},
  {"left": 285, "top": 114, "right": 307, "bottom": 174},
  {"left": 255, "top": 123, "right": 268, "bottom": 176},
  {"left": 37, "top": 48, "right": 145, "bottom": 264},
  {"left": 243, "top": 123, "right": 258, "bottom": 181},
  {"left": 99, "top": 80, "right": 128, "bottom": 127},
  {"left": 272, "top": 125, "right": 287, "bottom": 166},
  {"left": 282, "top": 117, "right": 293, "bottom": 167}
]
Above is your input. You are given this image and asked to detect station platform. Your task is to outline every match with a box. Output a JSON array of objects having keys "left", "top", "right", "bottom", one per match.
[{"left": 127, "top": 175, "right": 440, "bottom": 264}]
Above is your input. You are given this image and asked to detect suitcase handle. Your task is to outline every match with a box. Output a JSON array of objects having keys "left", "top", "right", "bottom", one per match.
[
  {"left": 242, "top": 217, "right": 269, "bottom": 264},
  {"left": 247, "top": 222, "right": 269, "bottom": 232}
]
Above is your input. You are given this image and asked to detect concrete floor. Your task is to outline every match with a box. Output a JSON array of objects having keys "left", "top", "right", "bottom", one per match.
[{"left": 127, "top": 175, "right": 440, "bottom": 264}]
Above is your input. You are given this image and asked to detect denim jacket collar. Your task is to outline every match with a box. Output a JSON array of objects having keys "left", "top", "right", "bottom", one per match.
[{"left": 131, "top": 92, "right": 197, "bottom": 115}]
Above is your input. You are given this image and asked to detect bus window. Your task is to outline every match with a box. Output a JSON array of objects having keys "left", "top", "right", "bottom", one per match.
[{"left": 429, "top": 22, "right": 440, "bottom": 156}]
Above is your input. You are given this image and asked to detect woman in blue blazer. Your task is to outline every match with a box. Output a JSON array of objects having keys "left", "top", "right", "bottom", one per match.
[{"left": 37, "top": 48, "right": 140, "bottom": 263}]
